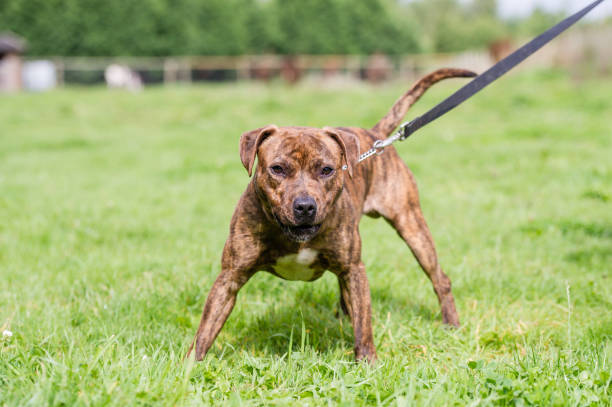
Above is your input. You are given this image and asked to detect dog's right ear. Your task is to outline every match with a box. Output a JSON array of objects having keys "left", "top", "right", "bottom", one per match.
[{"left": 239, "top": 125, "right": 279, "bottom": 177}]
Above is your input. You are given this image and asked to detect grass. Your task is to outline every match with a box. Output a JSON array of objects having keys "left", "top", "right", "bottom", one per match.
[{"left": 0, "top": 69, "right": 610, "bottom": 406}]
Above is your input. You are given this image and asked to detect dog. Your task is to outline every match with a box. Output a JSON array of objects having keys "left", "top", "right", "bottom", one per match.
[{"left": 187, "top": 68, "right": 477, "bottom": 362}]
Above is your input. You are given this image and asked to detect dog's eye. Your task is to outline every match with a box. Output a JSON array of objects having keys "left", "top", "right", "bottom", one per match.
[
  {"left": 320, "top": 167, "right": 334, "bottom": 177},
  {"left": 270, "top": 165, "right": 285, "bottom": 176}
]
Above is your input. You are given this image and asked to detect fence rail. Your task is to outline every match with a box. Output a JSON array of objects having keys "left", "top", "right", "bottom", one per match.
[{"left": 24, "top": 52, "right": 494, "bottom": 86}]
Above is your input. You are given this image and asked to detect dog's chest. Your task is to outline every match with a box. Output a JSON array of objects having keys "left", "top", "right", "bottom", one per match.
[{"left": 272, "top": 248, "right": 319, "bottom": 281}]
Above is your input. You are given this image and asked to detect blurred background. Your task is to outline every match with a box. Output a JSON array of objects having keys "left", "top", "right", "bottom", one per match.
[{"left": 2, "top": 0, "right": 612, "bottom": 91}]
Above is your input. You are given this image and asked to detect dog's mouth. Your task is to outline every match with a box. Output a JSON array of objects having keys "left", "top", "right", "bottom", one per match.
[{"left": 274, "top": 215, "right": 321, "bottom": 242}]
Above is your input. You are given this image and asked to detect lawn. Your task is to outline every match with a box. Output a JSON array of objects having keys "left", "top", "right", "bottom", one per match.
[{"left": 0, "top": 70, "right": 610, "bottom": 406}]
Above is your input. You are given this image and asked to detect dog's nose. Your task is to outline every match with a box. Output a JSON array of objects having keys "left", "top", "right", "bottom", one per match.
[{"left": 293, "top": 196, "right": 317, "bottom": 222}]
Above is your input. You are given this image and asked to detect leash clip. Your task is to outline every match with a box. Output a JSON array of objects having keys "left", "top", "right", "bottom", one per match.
[
  {"left": 355, "top": 118, "right": 418, "bottom": 165},
  {"left": 372, "top": 137, "right": 393, "bottom": 151}
]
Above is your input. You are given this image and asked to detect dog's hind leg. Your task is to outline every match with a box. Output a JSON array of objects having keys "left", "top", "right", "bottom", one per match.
[
  {"left": 388, "top": 207, "right": 459, "bottom": 326},
  {"left": 378, "top": 175, "right": 460, "bottom": 326}
]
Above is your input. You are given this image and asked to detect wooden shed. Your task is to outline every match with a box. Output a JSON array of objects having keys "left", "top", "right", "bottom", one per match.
[{"left": 0, "top": 32, "right": 26, "bottom": 92}]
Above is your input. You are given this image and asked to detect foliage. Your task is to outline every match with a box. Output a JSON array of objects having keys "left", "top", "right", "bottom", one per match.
[
  {"left": 0, "top": 0, "right": 586, "bottom": 56},
  {"left": 0, "top": 0, "right": 419, "bottom": 56},
  {"left": 407, "top": 0, "right": 508, "bottom": 53},
  {"left": 271, "top": 0, "right": 416, "bottom": 55},
  {"left": 509, "top": 7, "right": 565, "bottom": 38},
  {"left": 1, "top": 70, "right": 611, "bottom": 405}
]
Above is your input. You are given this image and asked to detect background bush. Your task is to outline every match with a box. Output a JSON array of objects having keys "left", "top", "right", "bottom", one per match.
[{"left": 0, "top": 0, "right": 583, "bottom": 56}]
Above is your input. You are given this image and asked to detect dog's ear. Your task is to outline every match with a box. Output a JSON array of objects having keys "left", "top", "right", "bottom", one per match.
[
  {"left": 323, "top": 127, "right": 360, "bottom": 177},
  {"left": 239, "top": 125, "right": 279, "bottom": 176}
]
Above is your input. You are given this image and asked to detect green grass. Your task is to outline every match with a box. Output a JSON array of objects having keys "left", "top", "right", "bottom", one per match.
[{"left": 1, "top": 70, "right": 611, "bottom": 406}]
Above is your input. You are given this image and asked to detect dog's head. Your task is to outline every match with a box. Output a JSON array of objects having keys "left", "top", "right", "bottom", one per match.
[{"left": 240, "top": 126, "right": 360, "bottom": 242}]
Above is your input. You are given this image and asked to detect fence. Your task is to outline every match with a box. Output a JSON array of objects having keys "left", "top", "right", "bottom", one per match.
[
  {"left": 22, "top": 26, "right": 612, "bottom": 87},
  {"left": 29, "top": 52, "right": 493, "bottom": 86}
]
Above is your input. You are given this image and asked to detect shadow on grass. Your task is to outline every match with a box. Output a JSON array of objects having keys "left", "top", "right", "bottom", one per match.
[{"left": 213, "top": 281, "right": 438, "bottom": 358}]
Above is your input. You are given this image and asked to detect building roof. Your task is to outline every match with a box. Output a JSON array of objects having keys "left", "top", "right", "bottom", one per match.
[{"left": 0, "top": 32, "right": 26, "bottom": 54}]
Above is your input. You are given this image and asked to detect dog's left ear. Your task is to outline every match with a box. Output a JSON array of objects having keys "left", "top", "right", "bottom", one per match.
[
  {"left": 239, "top": 125, "right": 279, "bottom": 177},
  {"left": 323, "top": 127, "right": 360, "bottom": 177}
]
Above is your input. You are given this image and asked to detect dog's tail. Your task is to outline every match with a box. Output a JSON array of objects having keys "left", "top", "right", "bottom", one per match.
[{"left": 372, "top": 68, "right": 477, "bottom": 137}]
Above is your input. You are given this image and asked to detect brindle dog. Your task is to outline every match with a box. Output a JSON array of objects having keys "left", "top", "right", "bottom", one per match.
[{"left": 187, "top": 68, "right": 476, "bottom": 362}]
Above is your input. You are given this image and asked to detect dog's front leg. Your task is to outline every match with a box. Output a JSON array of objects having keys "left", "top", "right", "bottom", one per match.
[
  {"left": 187, "top": 268, "right": 252, "bottom": 361},
  {"left": 338, "top": 262, "right": 377, "bottom": 363}
]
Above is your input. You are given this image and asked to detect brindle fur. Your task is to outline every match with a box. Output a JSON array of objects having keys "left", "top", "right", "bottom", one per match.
[{"left": 187, "top": 68, "right": 477, "bottom": 363}]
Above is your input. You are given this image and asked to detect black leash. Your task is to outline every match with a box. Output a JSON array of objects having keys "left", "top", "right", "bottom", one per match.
[{"left": 357, "top": 0, "right": 606, "bottom": 163}]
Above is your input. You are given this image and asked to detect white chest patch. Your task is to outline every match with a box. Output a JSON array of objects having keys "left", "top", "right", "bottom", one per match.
[{"left": 272, "top": 249, "right": 319, "bottom": 281}]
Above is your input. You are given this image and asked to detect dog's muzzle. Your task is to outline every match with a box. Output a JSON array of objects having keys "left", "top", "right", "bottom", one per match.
[
  {"left": 281, "top": 223, "right": 321, "bottom": 242},
  {"left": 273, "top": 212, "right": 321, "bottom": 243}
]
